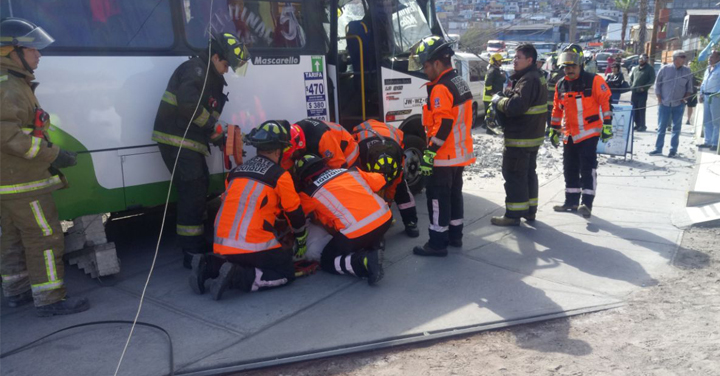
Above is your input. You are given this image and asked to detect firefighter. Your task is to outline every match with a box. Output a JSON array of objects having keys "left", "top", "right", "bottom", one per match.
[
  {"left": 352, "top": 119, "right": 419, "bottom": 238},
  {"left": 537, "top": 55, "right": 548, "bottom": 86},
  {"left": 489, "top": 43, "right": 548, "bottom": 226},
  {"left": 189, "top": 121, "right": 308, "bottom": 301},
  {"left": 549, "top": 44, "right": 613, "bottom": 219},
  {"left": 546, "top": 56, "right": 566, "bottom": 130},
  {"left": 293, "top": 155, "right": 389, "bottom": 285},
  {"left": 151, "top": 31, "right": 250, "bottom": 268},
  {"left": 408, "top": 36, "right": 475, "bottom": 257},
  {"left": 482, "top": 53, "right": 506, "bottom": 131},
  {"left": 0, "top": 18, "right": 89, "bottom": 316},
  {"left": 280, "top": 118, "right": 359, "bottom": 170}
]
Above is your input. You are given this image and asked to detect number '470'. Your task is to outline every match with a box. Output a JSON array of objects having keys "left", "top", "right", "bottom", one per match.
[{"left": 306, "top": 83, "right": 324, "bottom": 95}]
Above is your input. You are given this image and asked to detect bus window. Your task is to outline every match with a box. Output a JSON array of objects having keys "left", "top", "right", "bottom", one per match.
[
  {"left": 1, "top": 0, "right": 173, "bottom": 49},
  {"left": 391, "top": 0, "right": 432, "bottom": 53},
  {"left": 337, "top": 0, "right": 366, "bottom": 54},
  {"left": 184, "top": 0, "right": 308, "bottom": 50},
  {"left": 469, "top": 60, "right": 483, "bottom": 82}
]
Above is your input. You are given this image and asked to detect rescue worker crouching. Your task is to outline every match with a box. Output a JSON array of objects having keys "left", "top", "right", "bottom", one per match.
[
  {"left": 352, "top": 119, "right": 419, "bottom": 238},
  {"left": 293, "top": 155, "right": 389, "bottom": 285},
  {"left": 280, "top": 118, "right": 359, "bottom": 171},
  {"left": 549, "top": 44, "right": 613, "bottom": 219},
  {"left": 188, "top": 121, "right": 308, "bottom": 301},
  {"left": 490, "top": 43, "right": 548, "bottom": 226},
  {"left": 151, "top": 31, "right": 250, "bottom": 269},
  {"left": 0, "top": 17, "right": 89, "bottom": 316},
  {"left": 408, "top": 36, "right": 475, "bottom": 257}
]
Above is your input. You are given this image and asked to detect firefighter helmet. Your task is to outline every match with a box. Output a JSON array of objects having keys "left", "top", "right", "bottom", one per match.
[
  {"left": 0, "top": 18, "right": 55, "bottom": 50},
  {"left": 210, "top": 31, "right": 251, "bottom": 76},
  {"left": 245, "top": 120, "right": 291, "bottom": 151},
  {"left": 293, "top": 154, "right": 329, "bottom": 187},
  {"left": 559, "top": 44, "right": 584, "bottom": 67},
  {"left": 408, "top": 35, "right": 454, "bottom": 71},
  {"left": 367, "top": 153, "right": 400, "bottom": 182},
  {"left": 282, "top": 123, "right": 307, "bottom": 162},
  {"left": 490, "top": 53, "right": 504, "bottom": 65}
]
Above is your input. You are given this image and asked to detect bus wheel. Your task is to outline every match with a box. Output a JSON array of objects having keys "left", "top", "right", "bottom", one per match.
[{"left": 403, "top": 134, "right": 426, "bottom": 194}]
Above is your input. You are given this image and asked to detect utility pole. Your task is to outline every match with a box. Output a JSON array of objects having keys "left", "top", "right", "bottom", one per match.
[
  {"left": 638, "top": 0, "right": 648, "bottom": 55},
  {"left": 649, "top": 0, "right": 664, "bottom": 64},
  {"left": 569, "top": 0, "right": 578, "bottom": 43}
]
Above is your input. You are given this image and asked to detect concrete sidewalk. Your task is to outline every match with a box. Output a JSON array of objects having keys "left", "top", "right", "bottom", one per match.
[{"left": 0, "top": 99, "right": 697, "bottom": 376}]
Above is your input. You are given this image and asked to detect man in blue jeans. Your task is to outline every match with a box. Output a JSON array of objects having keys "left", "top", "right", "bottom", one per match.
[
  {"left": 650, "top": 50, "right": 694, "bottom": 158},
  {"left": 699, "top": 50, "right": 720, "bottom": 151}
]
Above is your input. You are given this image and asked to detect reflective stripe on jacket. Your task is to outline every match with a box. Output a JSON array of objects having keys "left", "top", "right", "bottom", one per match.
[
  {"left": 281, "top": 118, "right": 352, "bottom": 170},
  {"left": 152, "top": 57, "right": 227, "bottom": 155},
  {"left": 482, "top": 65, "right": 505, "bottom": 102},
  {"left": 496, "top": 65, "right": 548, "bottom": 148},
  {"left": 214, "top": 156, "right": 305, "bottom": 255},
  {"left": 1, "top": 57, "right": 64, "bottom": 199},
  {"left": 299, "top": 168, "right": 391, "bottom": 239},
  {"left": 423, "top": 69, "right": 476, "bottom": 167},
  {"left": 551, "top": 71, "right": 612, "bottom": 143}
]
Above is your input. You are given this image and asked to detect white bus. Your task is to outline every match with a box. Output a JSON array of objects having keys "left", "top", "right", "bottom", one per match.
[
  {"left": 453, "top": 51, "right": 485, "bottom": 127},
  {"left": 2, "top": 0, "right": 454, "bottom": 222}
]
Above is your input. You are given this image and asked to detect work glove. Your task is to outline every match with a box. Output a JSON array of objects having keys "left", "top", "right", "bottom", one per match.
[
  {"left": 294, "top": 229, "right": 309, "bottom": 258},
  {"left": 548, "top": 127, "right": 561, "bottom": 148},
  {"left": 490, "top": 93, "right": 504, "bottom": 111},
  {"left": 209, "top": 124, "right": 225, "bottom": 146},
  {"left": 601, "top": 119, "right": 614, "bottom": 143},
  {"left": 420, "top": 149, "right": 436, "bottom": 176},
  {"left": 52, "top": 149, "right": 78, "bottom": 169}
]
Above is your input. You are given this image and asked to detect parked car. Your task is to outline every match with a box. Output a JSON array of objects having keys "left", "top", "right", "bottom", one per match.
[
  {"left": 595, "top": 52, "right": 613, "bottom": 72},
  {"left": 622, "top": 55, "right": 639, "bottom": 71}
]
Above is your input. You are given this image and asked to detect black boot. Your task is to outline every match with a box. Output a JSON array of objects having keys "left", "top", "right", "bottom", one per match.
[
  {"left": 404, "top": 222, "right": 420, "bottom": 238},
  {"left": 7, "top": 290, "right": 33, "bottom": 308},
  {"left": 210, "top": 262, "right": 237, "bottom": 301},
  {"left": 553, "top": 203, "right": 578, "bottom": 212},
  {"left": 188, "top": 254, "right": 210, "bottom": 294},
  {"left": 365, "top": 248, "right": 384, "bottom": 286},
  {"left": 413, "top": 242, "right": 448, "bottom": 257},
  {"left": 36, "top": 297, "right": 90, "bottom": 317}
]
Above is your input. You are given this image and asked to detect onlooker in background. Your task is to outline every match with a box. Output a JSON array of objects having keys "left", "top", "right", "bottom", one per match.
[
  {"left": 629, "top": 54, "right": 655, "bottom": 132},
  {"left": 699, "top": 50, "right": 720, "bottom": 150},
  {"left": 685, "top": 75, "right": 698, "bottom": 125},
  {"left": 649, "top": 50, "right": 694, "bottom": 158},
  {"left": 605, "top": 62, "right": 627, "bottom": 104},
  {"left": 585, "top": 54, "right": 598, "bottom": 74}
]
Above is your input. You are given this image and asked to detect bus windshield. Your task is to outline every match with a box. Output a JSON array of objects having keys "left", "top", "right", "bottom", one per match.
[{"left": 391, "top": 0, "right": 432, "bottom": 53}]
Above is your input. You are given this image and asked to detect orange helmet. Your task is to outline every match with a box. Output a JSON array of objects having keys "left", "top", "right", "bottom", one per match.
[{"left": 282, "top": 123, "right": 307, "bottom": 162}]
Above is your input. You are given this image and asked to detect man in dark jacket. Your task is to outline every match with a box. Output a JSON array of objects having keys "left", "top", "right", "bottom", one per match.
[
  {"left": 629, "top": 54, "right": 655, "bottom": 131},
  {"left": 546, "top": 57, "right": 565, "bottom": 129},
  {"left": 490, "top": 44, "right": 548, "bottom": 226},
  {"left": 482, "top": 53, "right": 506, "bottom": 131},
  {"left": 152, "top": 32, "right": 249, "bottom": 268}
]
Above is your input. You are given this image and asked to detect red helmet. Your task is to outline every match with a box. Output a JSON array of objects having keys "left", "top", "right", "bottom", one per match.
[{"left": 282, "top": 123, "right": 307, "bottom": 162}]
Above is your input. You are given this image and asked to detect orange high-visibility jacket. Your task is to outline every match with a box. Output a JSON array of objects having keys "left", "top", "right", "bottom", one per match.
[
  {"left": 422, "top": 68, "right": 475, "bottom": 167},
  {"left": 550, "top": 71, "right": 613, "bottom": 143},
  {"left": 281, "top": 119, "right": 358, "bottom": 170},
  {"left": 299, "top": 168, "right": 391, "bottom": 239},
  {"left": 214, "top": 156, "right": 305, "bottom": 255},
  {"left": 352, "top": 119, "right": 405, "bottom": 201}
]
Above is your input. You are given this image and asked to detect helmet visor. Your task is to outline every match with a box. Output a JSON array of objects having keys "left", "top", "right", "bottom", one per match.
[
  {"left": 227, "top": 43, "right": 250, "bottom": 77},
  {"left": 408, "top": 54, "right": 424, "bottom": 71},
  {"left": 559, "top": 52, "right": 582, "bottom": 66},
  {"left": 15, "top": 26, "right": 55, "bottom": 50}
]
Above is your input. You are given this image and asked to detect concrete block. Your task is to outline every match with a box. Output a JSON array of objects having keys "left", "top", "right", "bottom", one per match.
[{"left": 67, "top": 242, "right": 120, "bottom": 278}]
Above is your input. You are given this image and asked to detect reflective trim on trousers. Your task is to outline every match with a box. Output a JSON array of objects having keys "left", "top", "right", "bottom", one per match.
[
  {"left": 566, "top": 188, "right": 582, "bottom": 193},
  {"left": 251, "top": 268, "right": 288, "bottom": 292},
  {"left": 582, "top": 189, "right": 595, "bottom": 195},
  {"left": 162, "top": 91, "right": 178, "bottom": 106},
  {"left": 345, "top": 256, "right": 356, "bottom": 276},
  {"left": 434, "top": 153, "right": 475, "bottom": 166},
  {"left": 177, "top": 224, "right": 204, "bottom": 236},
  {"left": 24, "top": 137, "right": 42, "bottom": 159},
  {"left": 43, "top": 249, "right": 58, "bottom": 282},
  {"left": 1, "top": 272, "right": 29, "bottom": 282},
  {"left": 429, "top": 224, "right": 449, "bottom": 232},
  {"left": 506, "top": 202, "right": 530, "bottom": 211},
  {"left": 432, "top": 199, "right": 440, "bottom": 228},
  {"left": 504, "top": 137, "right": 545, "bottom": 147},
  {"left": 449, "top": 219, "right": 463, "bottom": 226},
  {"left": 151, "top": 130, "right": 209, "bottom": 155},
  {"left": 334, "top": 257, "right": 345, "bottom": 275},
  {"left": 193, "top": 107, "right": 211, "bottom": 127},
  {"left": 30, "top": 200, "right": 53, "bottom": 236},
  {"left": 31, "top": 280, "right": 64, "bottom": 293},
  {"left": 0, "top": 175, "right": 63, "bottom": 195},
  {"left": 529, "top": 198, "right": 539, "bottom": 207}
]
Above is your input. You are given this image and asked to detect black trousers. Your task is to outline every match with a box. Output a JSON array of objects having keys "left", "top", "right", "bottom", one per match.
[
  {"left": 159, "top": 144, "right": 209, "bottom": 252},
  {"left": 426, "top": 166, "right": 464, "bottom": 250},
  {"left": 631, "top": 91, "right": 648, "bottom": 130},
  {"left": 209, "top": 248, "right": 295, "bottom": 292},
  {"left": 502, "top": 147, "right": 539, "bottom": 218},
  {"left": 563, "top": 136, "right": 599, "bottom": 209},
  {"left": 394, "top": 177, "right": 418, "bottom": 225},
  {"left": 320, "top": 218, "right": 391, "bottom": 277}
]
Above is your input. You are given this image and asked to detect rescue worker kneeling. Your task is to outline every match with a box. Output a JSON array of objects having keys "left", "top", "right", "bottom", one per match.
[
  {"left": 293, "top": 155, "right": 390, "bottom": 285},
  {"left": 188, "top": 121, "right": 308, "bottom": 301},
  {"left": 352, "top": 119, "right": 419, "bottom": 238},
  {"left": 281, "top": 118, "right": 359, "bottom": 170}
]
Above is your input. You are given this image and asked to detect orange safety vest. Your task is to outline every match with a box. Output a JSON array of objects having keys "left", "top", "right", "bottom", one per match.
[
  {"left": 299, "top": 168, "right": 391, "bottom": 239},
  {"left": 214, "top": 156, "right": 304, "bottom": 255},
  {"left": 352, "top": 119, "right": 405, "bottom": 201},
  {"left": 422, "top": 68, "right": 475, "bottom": 167},
  {"left": 321, "top": 120, "right": 360, "bottom": 167},
  {"left": 280, "top": 119, "right": 355, "bottom": 170},
  {"left": 550, "top": 71, "right": 613, "bottom": 143}
]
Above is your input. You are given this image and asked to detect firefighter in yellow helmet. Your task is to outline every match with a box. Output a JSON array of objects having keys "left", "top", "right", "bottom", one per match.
[
  {"left": 1, "top": 17, "right": 90, "bottom": 316},
  {"left": 482, "top": 53, "right": 506, "bottom": 131}
]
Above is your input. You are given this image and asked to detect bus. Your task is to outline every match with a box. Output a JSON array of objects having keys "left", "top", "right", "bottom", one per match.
[
  {"left": 1, "top": 0, "right": 453, "bottom": 225},
  {"left": 453, "top": 52, "right": 485, "bottom": 127}
]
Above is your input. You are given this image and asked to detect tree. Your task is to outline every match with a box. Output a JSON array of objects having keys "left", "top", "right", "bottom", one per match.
[
  {"left": 458, "top": 26, "right": 493, "bottom": 55},
  {"left": 637, "top": 0, "right": 648, "bottom": 54},
  {"left": 615, "top": 0, "right": 637, "bottom": 49}
]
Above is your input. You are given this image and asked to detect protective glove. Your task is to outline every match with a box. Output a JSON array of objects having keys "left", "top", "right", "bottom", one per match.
[
  {"left": 601, "top": 119, "right": 614, "bottom": 143},
  {"left": 294, "top": 229, "right": 308, "bottom": 258},
  {"left": 52, "top": 149, "right": 78, "bottom": 169},
  {"left": 491, "top": 93, "right": 504, "bottom": 111},
  {"left": 209, "top": 124, "right": 225, "bottom": 146},
  {"left": 548, "top": 127, "right": 561, "bottom": 148},
  {"left": 420, "top": 149, "right": 436, "bottom": 176}
]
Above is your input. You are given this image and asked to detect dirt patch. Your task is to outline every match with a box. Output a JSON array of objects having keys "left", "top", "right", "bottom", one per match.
[{"left": 237, "top": 227, "right": 720, "bottom": 376}]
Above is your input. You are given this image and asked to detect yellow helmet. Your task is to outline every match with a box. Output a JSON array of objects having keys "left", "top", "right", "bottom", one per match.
[{"left": 490, "top": 53, "right": 504, "bottom": 64}]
